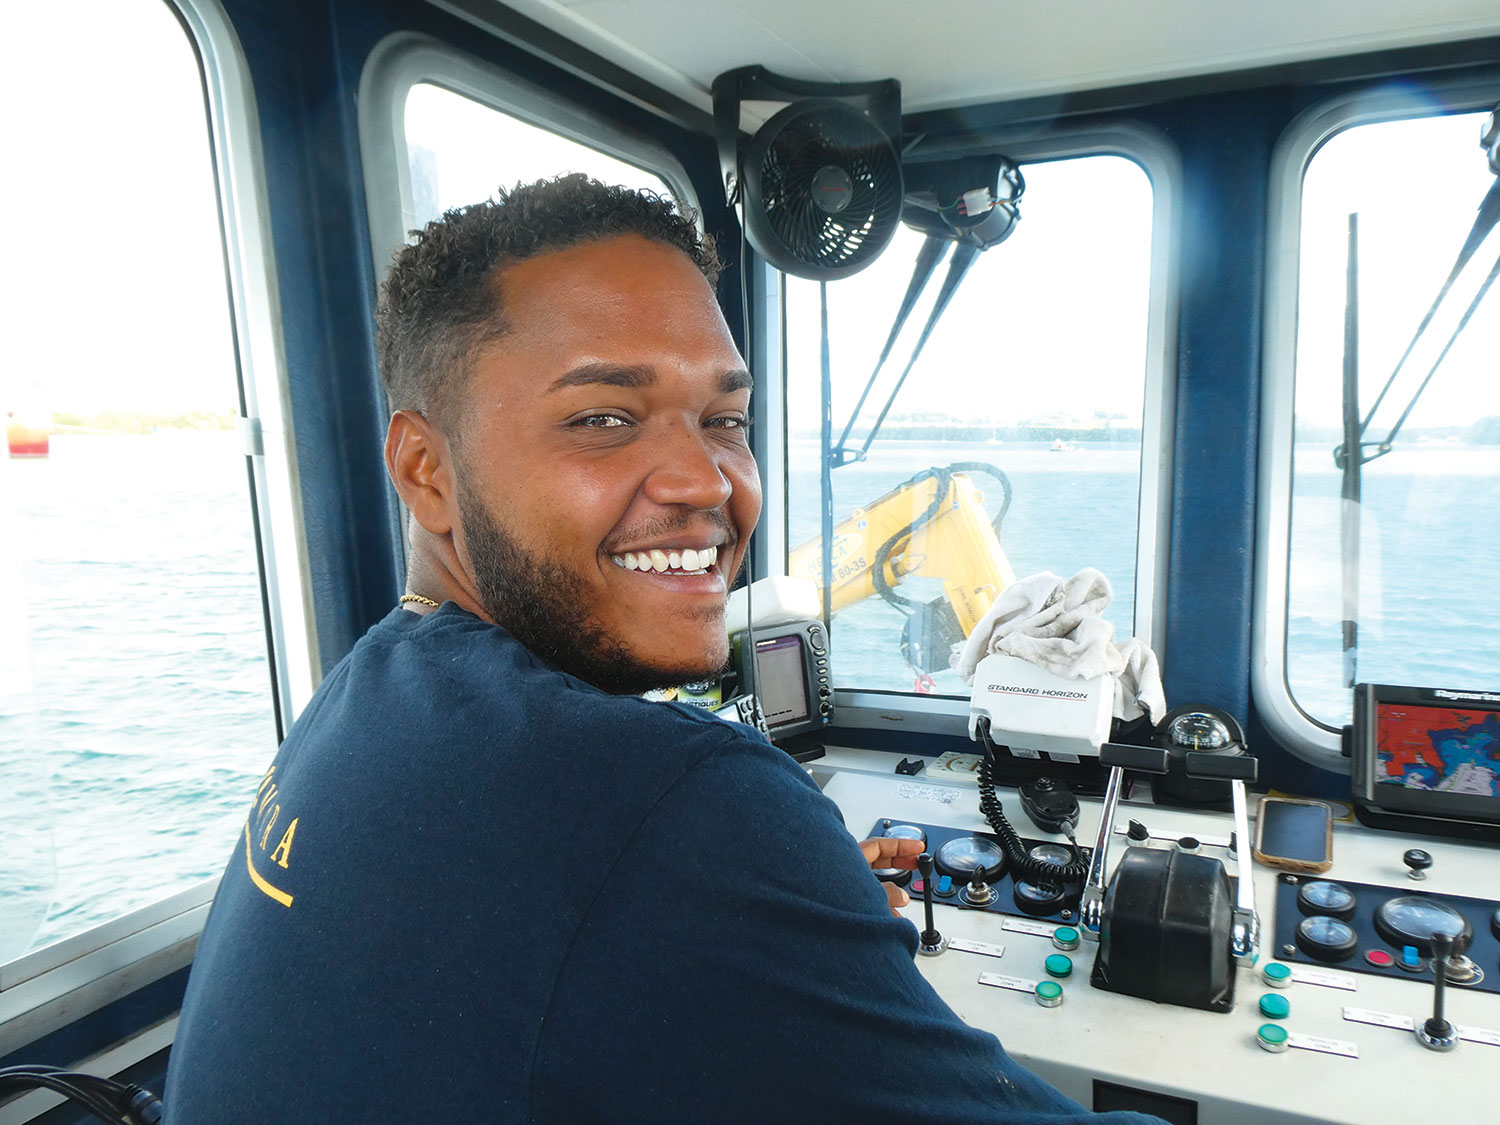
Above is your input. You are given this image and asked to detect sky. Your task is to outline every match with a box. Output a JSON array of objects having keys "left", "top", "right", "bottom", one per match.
[
  {"left": 785, "top": 155, "right": 1154, "bottom": 432},
  {"left": 1, "top": 0, "right": 237, "bottom": 418},
  {"left": 1297, "top": 108, "right": 1500, "bottom": 432},
  {"left": 2, "top": 0, "right": 1495, "bottom": 440},
  {"left": 405, "top": 83, "right": 672, "bottom": 217}
]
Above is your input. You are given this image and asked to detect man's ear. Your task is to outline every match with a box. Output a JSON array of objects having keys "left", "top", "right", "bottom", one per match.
[{"left": 385, "top": 409, "right": 456, "bottom": 536}]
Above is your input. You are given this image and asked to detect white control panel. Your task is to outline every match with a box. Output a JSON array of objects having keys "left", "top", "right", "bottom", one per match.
[{"left": 813, "top": 747, "right": 1498, "bottom": 1124}]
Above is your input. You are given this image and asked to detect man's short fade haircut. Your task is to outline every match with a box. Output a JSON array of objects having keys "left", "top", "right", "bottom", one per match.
[{"left": 375, "top": 173, "right": 722, "bottom": 433}]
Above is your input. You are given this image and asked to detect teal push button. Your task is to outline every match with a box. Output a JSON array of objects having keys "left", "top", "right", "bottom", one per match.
[
  {"left": 1259, "top": 993, "right": 1291, "bottom": 1020},
  {"left": 1262, "top": 962, "right": 1292, "bottom": 988},
  {"left": 1256, "top": 1023, "right": 1289, "bottom": 1053},
  {"left": 1044, "top": 954, "right": 1073, "bottom": 979},
  {"left": 1034, "top": 980, "right": 1064, "bottom": 1007},
  {"left": 1052, "top": 926, "right": 1080, "bottom": 951}
]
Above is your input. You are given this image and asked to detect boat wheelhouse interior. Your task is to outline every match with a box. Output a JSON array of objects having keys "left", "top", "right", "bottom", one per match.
[{"left": 3, "top": 1, "right": 1499, "bottom": 1121}]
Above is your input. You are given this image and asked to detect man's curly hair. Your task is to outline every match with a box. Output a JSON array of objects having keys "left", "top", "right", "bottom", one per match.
[{"left": 376, "top": 174, "right": 722, "bottom": 431}]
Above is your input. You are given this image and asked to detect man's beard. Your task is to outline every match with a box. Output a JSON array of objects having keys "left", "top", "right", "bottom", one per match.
[{"left": 456, "top": 482, "right": 731, "bottom": 695}]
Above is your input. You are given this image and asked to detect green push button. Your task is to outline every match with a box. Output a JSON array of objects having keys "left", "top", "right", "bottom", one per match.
[
  {"left": 1052, "top": 926, "right": 1081, "bottom": 951},
  {"left": 1044, "top": 954, "right": 1073, "bottom": 979},
  {"left": 1262, "top": 962, "right": 1292, "bottom": 988},
  {"left": 1256, "top": 1023, "right": 1290, "bottom": 1053},
  {"left": 1034, "top": 980, "right": 1064, "bottom": 1007},
  {"left": 1259, "top": 993, "right": 1291, "bottom": 1020}
]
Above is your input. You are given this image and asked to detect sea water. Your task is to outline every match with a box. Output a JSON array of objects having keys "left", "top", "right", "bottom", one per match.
[
  {"left": 1, "top": 432, "right": 276, "bottom": 959},
  {"left": 1, "top": 432, "right": 1497, "bottom": 958}
]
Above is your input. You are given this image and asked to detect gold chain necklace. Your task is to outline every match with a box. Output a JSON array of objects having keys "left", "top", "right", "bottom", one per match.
[{"left": 399, "top": 594, "right": 441, "bottom": 608}]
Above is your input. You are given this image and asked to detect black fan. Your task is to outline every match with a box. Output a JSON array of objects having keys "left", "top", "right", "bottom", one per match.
[{"left": 714, "top": 67, "right": 903, "bottom": 280}]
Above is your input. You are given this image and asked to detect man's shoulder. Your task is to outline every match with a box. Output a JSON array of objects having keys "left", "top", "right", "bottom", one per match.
[{"left": 285, "top": 603, "right": 784, "bottom": 789}]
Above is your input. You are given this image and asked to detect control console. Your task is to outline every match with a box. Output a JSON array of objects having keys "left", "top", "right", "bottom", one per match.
[{"left": 812, "top": 746, "right": 1499, "bottom": 1125}]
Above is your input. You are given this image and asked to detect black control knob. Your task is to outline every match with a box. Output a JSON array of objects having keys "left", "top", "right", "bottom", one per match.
[
  {"left": 1415, "top": 930, "right": 1459, "bottom": 1051},
  {"left": 1126, "top": 819, "right": 1151, "bottom": 846},
  {"left": 917, "top": 853, "right": 946, "bottom": 956},
  {"left": 1404, "top": 849, "right": 1434, "bottom": 880}
]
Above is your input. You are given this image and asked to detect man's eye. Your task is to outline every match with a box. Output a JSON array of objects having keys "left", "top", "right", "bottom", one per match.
[
  {"left": 574, "top": 414, "right": 630, "bottom": 428},
  {"left": 708, "top": 415, "right": 751, "bottom": 430}
]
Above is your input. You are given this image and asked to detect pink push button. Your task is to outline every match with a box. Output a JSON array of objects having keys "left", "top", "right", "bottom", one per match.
[{"left": 1365, "top": 949, "right": 1395, "bottom": 968}]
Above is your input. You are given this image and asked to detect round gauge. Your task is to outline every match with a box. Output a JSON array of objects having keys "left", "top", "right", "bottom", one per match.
[
  {"left": 1296, "top": 880, "right": 1357, "bottom": 921},
  {"left": 1165, "top": 711, "right": 1233, "bottom": 751},
  {"left": 1012, "top": 880, "right": 1067, "bottom": 917},
  {"left": 1373, "top": 896, "right": 1473, "bottom": 956},
  {"left": 934, "top": 835, "right": 1006, "bottom": 883},
  {"left": 1028, "top": 843, "right": 1074, "bottom": 867},
  {"left": 873, "top": 823, "right": 926, "bottom": 881},
  {"left": 1025, "top": 843, "right": 1082, "bottom": 901},
  {"left": 1295, "top": 915, "right": 1359, "bottom": 962},
  {"left": 884, "top": 824, "right": 927, "bottom": 844}
]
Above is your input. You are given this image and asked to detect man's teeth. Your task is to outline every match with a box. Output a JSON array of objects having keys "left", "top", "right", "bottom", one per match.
[{"left": 611, "top": 545, "right": 719, "bottom": 573}]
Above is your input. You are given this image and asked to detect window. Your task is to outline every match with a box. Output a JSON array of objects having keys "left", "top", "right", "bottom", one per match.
[
  {"left": 0, "top": 0, "right": 284, "bottom": 963},
  {"left": 1259, "top": 93, "right": 1500, "bottom": 765},
  {"left": 403, "top": 83, "right": 673, "bottom": 226},
  {"left": 782, "top": 154, "right": 1159, "bottom": 699},
  {"left": 359, "top": 37, "right": 695, "bottom": 283},
  {"left": 1268, "top": 106, "right": 1500, "bottom": 739}
]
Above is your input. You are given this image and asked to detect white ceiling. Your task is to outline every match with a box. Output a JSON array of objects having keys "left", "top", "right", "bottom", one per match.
[{"left": 480, "top": 0, "right": 1500, "bottom": 115}]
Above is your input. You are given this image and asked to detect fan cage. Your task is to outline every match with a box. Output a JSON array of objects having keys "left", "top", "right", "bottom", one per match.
[{"left": 744, "top": 100, "right": 903, "bottom": 280}]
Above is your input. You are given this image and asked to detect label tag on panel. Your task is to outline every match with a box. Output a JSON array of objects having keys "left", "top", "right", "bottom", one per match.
[
  {"left": 1457, "top": 1025, "right": 1500, "bottom": 1047},
  {"left": 1287, "top": 1033, "right": 1359, "bottom": 1058},
  {"left": 892, "top": 783, "right": 960, "bottom": 804},
  {"left": 949, "top": 938, "right": 1006, "bottom": 959},
  {"left": 1000, "top": 918, "right": 1056, "bottom": 938},
  {"left": 1343, "top": 1007, "right": 1413, "bottom": 1031},
  {"left": 978, "top": 971, "right": 1038, "bottom": 994},
  {"left": 1290, "top": 967, "right": 1357, "bottom": 991}
]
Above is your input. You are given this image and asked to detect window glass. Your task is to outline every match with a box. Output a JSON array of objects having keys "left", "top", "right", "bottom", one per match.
[
  {"left": 1287, "top": 111, "right": 1500, "bottom": 727},
  {"left": 783, "top": 156, "right": 1154, "bottom": 695},
  {"left": 403, "top": 83, "right": 672, "bottom": 226},
  {"left": 0, "top": 0, "right": 277, "bottom": 961}
]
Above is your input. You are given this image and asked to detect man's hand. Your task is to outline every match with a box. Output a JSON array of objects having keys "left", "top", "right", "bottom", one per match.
[{"left": 859, "top": 836, "right": 925, "bottom": 918}]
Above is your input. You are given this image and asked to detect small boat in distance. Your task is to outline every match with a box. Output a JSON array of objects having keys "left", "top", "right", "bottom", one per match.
[
  {"left": 1049, "top": 438, "right": 1076, "bottom": 452},
  {"left": 6, "top": 412, "right": 49, "bottom": 458}
]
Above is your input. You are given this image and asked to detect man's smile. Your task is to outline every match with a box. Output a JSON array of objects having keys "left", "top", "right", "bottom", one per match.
[{"left": 610, "top": 544, "right": 719, "bottom": 574}]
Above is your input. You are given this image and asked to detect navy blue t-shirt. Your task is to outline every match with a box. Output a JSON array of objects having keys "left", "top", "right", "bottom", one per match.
[{"left": 166, "top": 605, "right": 1158, "bottom": 1122}]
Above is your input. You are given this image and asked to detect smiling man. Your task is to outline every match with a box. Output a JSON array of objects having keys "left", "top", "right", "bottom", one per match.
[
  {"left": 384, "top": 223, "right": 758, "bottom": 693},
  {"left": 166, "top": 177, "right": 1159, "bottom": 1124}
]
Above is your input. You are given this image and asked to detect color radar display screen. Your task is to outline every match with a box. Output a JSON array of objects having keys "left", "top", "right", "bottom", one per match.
[{"left": 1375, "top": 703, "right": 1500, "bottom": 798}]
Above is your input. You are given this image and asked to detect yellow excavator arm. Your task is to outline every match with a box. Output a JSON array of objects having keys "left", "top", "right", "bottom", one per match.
[{"left": 787, "top": 465, "right": 1016, "bottom": 652}]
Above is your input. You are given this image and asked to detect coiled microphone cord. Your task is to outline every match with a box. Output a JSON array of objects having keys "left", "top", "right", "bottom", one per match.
[{"left": 975, "top": 724, "right": 1089, "bottom": 883}]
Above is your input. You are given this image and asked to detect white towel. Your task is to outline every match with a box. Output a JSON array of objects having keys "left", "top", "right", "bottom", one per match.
[{"left": 953, "top": 568, "right": 1166, "bottom": 723}]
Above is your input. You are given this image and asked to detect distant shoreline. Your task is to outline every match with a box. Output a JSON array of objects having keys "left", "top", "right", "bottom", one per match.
[
  {"left": 789, "top": 419, "right": 1500, "bottom": 445},
  {"left": 25, "top": 411, "right": 237, "bottom": 435}
]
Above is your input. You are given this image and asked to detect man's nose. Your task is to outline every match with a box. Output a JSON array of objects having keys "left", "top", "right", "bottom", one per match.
[{"left": 642, "top": 423, "right": 734, "bottom": 510}]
